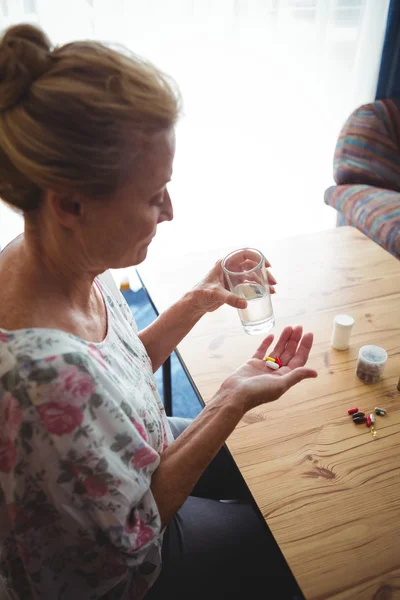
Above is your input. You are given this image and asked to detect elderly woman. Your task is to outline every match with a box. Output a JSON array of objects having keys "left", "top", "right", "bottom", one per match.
[{"left": 0, "top": 24, "right": 317, "bottom": 600}]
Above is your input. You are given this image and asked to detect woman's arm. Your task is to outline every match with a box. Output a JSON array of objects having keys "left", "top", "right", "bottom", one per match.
[
  {"left": 139, "top": 260, "right": 276, "bottom": 372},
  {"left": 151, "top": 386, "right": 242, "bottom": 527},
  {"left": 151, "top": 327, "right": 317, "bottom": 528}
]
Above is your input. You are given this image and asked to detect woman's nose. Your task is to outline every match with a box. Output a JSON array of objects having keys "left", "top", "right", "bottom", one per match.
[{"left": 158, "top": 189, "right": 173, "bottom": 223}]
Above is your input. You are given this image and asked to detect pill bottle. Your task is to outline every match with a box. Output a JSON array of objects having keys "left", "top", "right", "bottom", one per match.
[
  {"left": 356, "top": 345, "right": 387, "bottom": 384},
  {"left": 331, "top": 314, "right": 354, "bottom": 350}
]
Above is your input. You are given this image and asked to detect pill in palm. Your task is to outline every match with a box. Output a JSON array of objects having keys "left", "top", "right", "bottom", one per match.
[{"left": 265, "top": 360, "right": 279, "bottom": 370}]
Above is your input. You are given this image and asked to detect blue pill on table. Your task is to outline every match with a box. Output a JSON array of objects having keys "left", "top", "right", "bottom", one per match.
[{"left": 353, "top": 415, "right": 366, "bottom": 424}]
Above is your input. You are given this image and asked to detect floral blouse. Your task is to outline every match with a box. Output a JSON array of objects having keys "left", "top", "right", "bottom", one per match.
[{"left": 0, "top": 271, "right": 174, "bottom": 600}]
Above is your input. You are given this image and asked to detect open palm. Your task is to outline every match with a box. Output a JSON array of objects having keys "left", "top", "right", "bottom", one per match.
[{"left": 221, "top": 325, "right": 318, "bottom": 412}]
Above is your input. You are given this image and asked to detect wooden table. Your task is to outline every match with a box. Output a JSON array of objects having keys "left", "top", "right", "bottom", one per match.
[{"left": 138, "top": 227, "right": 400, "bottom": 600}]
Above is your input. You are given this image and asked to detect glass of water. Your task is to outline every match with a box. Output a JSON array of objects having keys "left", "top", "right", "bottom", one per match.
[{"left": 222, "top": 248, "right": 275, "bottom": 335}]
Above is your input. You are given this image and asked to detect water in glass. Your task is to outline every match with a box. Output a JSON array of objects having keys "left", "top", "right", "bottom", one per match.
[{"left": 234, "top": 282, "right": 274, "bottom": 335}]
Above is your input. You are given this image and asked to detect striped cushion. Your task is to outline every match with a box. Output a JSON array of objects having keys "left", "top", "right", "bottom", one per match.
[
  {"left": 324, "top": 184, "right": 400, "bottom": 259},
  {"left": 334, "top": 99, "right": 400, "bottom": 191}
]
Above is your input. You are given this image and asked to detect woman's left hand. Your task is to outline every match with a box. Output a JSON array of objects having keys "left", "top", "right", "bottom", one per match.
[{"left": 191, "top": 258, "right": 277, "bottom": 314}]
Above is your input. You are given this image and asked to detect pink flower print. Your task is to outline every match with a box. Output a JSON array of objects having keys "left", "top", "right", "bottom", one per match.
[
  {"left": 88, "top": 344, "right": 107, "bottom": 368},
  {"left": 84, "top": 476, "right": 109, "bottom": 498},
  {"left": 131, "top": 446, "right": 158, "bottom": 469},
  {"left": 126, "top": 514, "right": 155, "bottom": 549},
  {"left": 49, "top": 366, "right": 95, "bottom": 405},
  {"left": 135, "top": 525, "right": 154, "bottom": 548},
  {"left": 0, "top": 331, "right": 9, "bottom": 343},
  {"left": 38, "top": 402, "right": 83, "bottom": 435},
  {"left": 131, "top": 420, "right": 148, "bottom": 441},
  {"left": 1, "top": 394, "right": 23, "bottom": 441},
  {"left": 0, "top": 437, "right": 17, "bottom": 473}
]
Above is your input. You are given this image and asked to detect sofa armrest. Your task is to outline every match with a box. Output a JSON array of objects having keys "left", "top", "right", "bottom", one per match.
[{"left": 324, "top": 184, "right": 400, "bottom": 259}]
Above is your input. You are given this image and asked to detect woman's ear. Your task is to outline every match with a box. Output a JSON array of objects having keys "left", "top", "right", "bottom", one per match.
[{"left": 43, "top": 190, "right": 83, "bottom": 227}]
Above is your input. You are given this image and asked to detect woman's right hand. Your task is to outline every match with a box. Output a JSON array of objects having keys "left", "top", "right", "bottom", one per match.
[{"left": 220, "top": 326, "right": 318, "bottom": 414}]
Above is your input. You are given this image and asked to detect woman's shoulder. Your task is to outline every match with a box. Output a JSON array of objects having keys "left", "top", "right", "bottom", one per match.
[
  {"left": 0, "top": 332, "right": 109, "bottom": 422},
  {"left": 0, "top": 328, "right": 95, "bottom": 382}
]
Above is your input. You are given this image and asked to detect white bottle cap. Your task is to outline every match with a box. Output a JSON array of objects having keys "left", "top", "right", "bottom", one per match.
[
  {"left": 331, "top": 314, "right": 354, "bottom": 350},
  {"left": 333, "top": 314, "right": 354, "bottom": 328}
]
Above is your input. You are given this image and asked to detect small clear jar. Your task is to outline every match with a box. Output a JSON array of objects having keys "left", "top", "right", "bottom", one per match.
[{"left": 356, "top": 345, "right": 387, "bottom": 384}]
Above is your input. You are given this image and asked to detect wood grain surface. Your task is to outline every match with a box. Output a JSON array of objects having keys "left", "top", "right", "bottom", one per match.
[{"left": 138, "top": 227, "right": 400, "bottom": 600}]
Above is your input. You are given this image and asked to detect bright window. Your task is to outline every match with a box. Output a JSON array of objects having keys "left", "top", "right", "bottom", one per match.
[{"left": 0, "top": 0, "right": 390, "bottom": 255}]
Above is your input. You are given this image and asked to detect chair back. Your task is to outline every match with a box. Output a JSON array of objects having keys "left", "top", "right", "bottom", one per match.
[{"left": 334, "top": 99, "right": 400, "bottom": 191}]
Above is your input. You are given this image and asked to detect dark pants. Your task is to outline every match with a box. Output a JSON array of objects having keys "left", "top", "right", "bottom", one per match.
[{"left": 146, "top": 418, "right": 304, "bottom": 600}]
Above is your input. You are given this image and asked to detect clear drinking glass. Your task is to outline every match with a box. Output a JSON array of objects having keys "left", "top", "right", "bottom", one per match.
[{"left": 222, "top": 248, "right": 275, "bottom": 335}]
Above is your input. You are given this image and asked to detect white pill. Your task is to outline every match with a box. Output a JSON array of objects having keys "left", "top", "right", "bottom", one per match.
[{"left": 265, "top": 360, "right": 279, "bottom": 370}]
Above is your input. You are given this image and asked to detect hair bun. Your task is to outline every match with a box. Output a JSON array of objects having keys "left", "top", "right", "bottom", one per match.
[{"left": 0, "top": 23, "right": 52, "bottom": 112}]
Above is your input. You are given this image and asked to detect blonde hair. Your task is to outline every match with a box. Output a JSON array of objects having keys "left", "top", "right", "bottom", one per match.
[{"left": 0, "top": 24, "right": 180, "bottom": 212}]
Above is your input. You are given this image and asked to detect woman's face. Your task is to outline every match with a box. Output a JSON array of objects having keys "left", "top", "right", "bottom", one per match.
[{"left": 78, "top": 127, "right": 175, "bottom": 270}]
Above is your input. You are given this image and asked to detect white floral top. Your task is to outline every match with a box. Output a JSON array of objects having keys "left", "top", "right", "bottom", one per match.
[{"left": 0, "top": 271, "right": 173, "bottom": 600}]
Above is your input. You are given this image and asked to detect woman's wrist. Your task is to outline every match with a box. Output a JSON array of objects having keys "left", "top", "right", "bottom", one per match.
[
  {"left": 211, "top": 383, "right": 249, "bottom": 421},
  {"left": 182, "top": 288, "right": 208, "bottom": 320}
]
